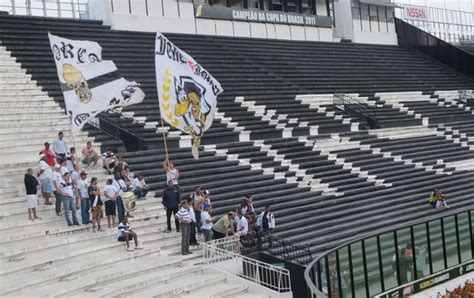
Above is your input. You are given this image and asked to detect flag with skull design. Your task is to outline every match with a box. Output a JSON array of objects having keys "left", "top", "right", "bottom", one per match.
[
  {"left": 48, "top": 33, "right": 145, "bottom": 134},
  {"left": 155, "top": 32, "right": 223, "bottom": 159}
]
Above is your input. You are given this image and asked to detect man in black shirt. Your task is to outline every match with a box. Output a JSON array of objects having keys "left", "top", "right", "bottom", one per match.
[
  {"left": 24, "top": 168, "right": 40, "bottom": 221},
  {"left": 162, "top": 180, "right": 181, "bottom": 232}
]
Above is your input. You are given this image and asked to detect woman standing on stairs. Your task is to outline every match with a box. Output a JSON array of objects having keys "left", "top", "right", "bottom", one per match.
[
  {"left": 163, "top": 158, "right": 180, "bottom": 186},
  {"left": 24, "top": 168, "right": 40, "bottom": 221}
]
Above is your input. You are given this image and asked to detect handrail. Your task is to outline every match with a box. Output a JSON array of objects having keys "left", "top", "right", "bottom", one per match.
[
  {"left": 202, "top": 236, "right": 293, "bottom": 295},
  {"left": 333, "top": 93, "right": 379, "bottom": 129},
  {"left": 241, "top": 233, "right": 313, "bottom": 265},
  {"left": 88, "top": 111, "right": 147, "bottom": 152},
  {"left": 458, "top": 89, "right": 474, "bottom": 104},
  {"left": 304, "top": 207, "right": 474, "bottom": 298}
]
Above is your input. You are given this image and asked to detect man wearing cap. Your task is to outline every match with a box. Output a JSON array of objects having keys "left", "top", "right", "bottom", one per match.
[
  {"left": 58, "top": 170, "right": 79, "bottom": 226},
  {"left": 52, "top": 164, "right": 63, "bottom": 216},
  {"left": 77, "top": 171, "right": 90, "bottom": 225}
]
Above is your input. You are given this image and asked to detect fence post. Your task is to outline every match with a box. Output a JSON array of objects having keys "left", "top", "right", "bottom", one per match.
[
  {"left": 42, "top": 0, "right": 47, "bottom": 16},
  {"left": 26, "top": 0, "right": 32, "bottom": 15},
  {"left": 57, "top": 0, "right": 62, "bottom": 17},
  {"left": 71, "top": 0, "right": 76, "bottom": 18},
  {"left": 10, "top": 0, "right": 16, "bottom": 14}
]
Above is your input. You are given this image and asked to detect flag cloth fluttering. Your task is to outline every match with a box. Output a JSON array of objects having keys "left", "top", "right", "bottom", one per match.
[
  {"left": 155, "top": 32, "right": 223, "bottom": 159},
  {"left": 48, "top": 33, "right": 145, "bottom": 134}
]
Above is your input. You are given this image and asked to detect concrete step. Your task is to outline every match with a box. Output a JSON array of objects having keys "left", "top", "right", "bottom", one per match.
[
  {"left": 0, "top": 125, "right": 72, "bottom": 136},
  {"left": 0, "top": 110, "right": 65, "bottom": 119},
  {"left": 80, "top": 264, "right": 203, "bottom": 297},
  {"left": 0, "top": 72, "right": 31, "bottom": 78},
  {"left": 0, "top": 119, "right": 70, "bottom": 128},
  {"left": 1, "top": 244, "right": 162, "bottom": 296},
  {"left": 21, "top": 254, "right": 186, "bottom": 297},
  {"left": 0, "top": 101, "right": 58, "bottom": 108},
  {"left": 181, "top": 281, "right": 249, "bottom": 297},
  {"left": 0, "top": 90, "right": 47, "bottom": 96},
  {"left": 129, "top": 273, "right": 227, "bottom": 297},
  {"left": 0, "top": 106, "right": 63, "bottom": 114}
]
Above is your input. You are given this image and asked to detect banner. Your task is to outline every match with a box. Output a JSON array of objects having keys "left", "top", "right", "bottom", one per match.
[
  {"left": 155, "top": 32, "right": 223, "bottom": 159},
  {"left": 194, "top": 4, "right": 332, "bottom": 28},
  {"left": 48, "top": 33, "right": 145, "bottom": 134}
]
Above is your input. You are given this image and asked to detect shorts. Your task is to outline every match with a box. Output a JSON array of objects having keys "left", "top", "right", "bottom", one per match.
[
  {"left": 26, "top": 194, "right": 38, "bottom": 209},
  {"left": 105, "top": 200, "right": 116, "bottom": 216},
  {"left": 82, "top": 156, "right": 97, "bottom": 164},
  {"left": 91, "top": 206, "right": 103, "bottom": 218},
  {"left": 40, "top": 178, "right": 53, "bottom": 193},
  {"left": 118, "top": 234, "right": 130, "bottom": 242}
]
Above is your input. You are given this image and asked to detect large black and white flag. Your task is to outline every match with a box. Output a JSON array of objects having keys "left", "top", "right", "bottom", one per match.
[
  {"left": 155, "top": 32, "right": 223, "bottom": 159},
  {"left": 48, "top": 33, "right": 145, "bottom": 134}
]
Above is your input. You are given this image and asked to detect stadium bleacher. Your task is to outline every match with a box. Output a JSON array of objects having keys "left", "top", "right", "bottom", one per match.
[{"left": 0, "top": 13, "right": 473, "bottom": 296}]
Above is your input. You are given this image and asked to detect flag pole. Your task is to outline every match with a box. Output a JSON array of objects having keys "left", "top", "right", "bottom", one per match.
[{"left": 160, "top": 116, "right": 169, "bottom": 161}]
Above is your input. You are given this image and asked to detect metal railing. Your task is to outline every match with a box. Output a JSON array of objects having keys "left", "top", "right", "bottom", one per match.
[
  {"left": 459, "top": 89, "right": 474, "bottom": 105},
  {"left": 240, "top": 232, "right": 313, "bottom": 265},
  {"left": 333, "top": 93, "right": 379, "bottom": 129},
  {"left": 201, "top": 236, "right": 293, "bottom": 296},
  {"left": 86, "top": 111, "right": 147, "bottom": 152},
  {"left": 304, "top": 208, "right": 474, "bottom": 298},
  {"left": 0, "top": 0, "right": 89, "bottom": 19}
]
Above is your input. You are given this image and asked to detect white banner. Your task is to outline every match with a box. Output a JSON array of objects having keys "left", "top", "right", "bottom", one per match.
[
  {"left": 155, "top": 32, "right": 223, "bottom": 159},
  {"left": 48, "top": 33, "right": 145, "bottom": 134}
]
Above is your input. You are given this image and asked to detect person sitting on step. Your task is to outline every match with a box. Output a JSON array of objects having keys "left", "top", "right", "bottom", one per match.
[
  {"left": 81, "top": 141, "right": 99, "bottom": 168},
  {"left": 117, "top": 217, "right": 143, "bottom": 251},
  {"left": 102, "top": 148, "right": 118, "bottom": 174},
  {"left": 429, "top": 187, "right": 449, "bottom": 209},
  {"left": 131, "top": 173, "right": 149, "bottom": 200}
]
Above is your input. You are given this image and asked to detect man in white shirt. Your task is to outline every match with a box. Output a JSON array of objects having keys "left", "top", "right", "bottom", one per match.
[
  {"left": 102, "top": 148, "right": 118, "bottom": 174},
  {"left": 103, "top": 179, "right": 117, "bottom": 228},
  {"left": 236, "top": 211, "right": 249, "bottom": 239},
  {"left": 58, "top": 171, "right": 79, "bottom": 226},
  {"left": 112, "top": 171, "right": 128, "bottom": 223},
  {"left": 117, "top": 217, "right": 143, "bottom": 251},
  {"left": 53, "top": 131, "right": 69, "bottom": 161},
  {"left": 37, "top": 155, "right": 53, "bottom": 205},
  {"left": 71, "top": 164, "right": 81, "bottom": 210},
  {"left": 175, "top": 201, "right": 191, "bottom": 255},
  {"left": 77, "top": 172, "right": 90, "bottom": 225},
  {"left": 200, "top": 206, "right": 213, "bottom": 242},
  {"left": 52, "top": 164, "right": 63, "bottom": 216},
  {"left": 131, "top": 174, "right": 149, "bottom": 200}
]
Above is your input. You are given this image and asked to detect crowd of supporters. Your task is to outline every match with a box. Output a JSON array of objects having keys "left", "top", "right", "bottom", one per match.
[{"left": 26, "top": 131, "right": 277, "bottom": 254}]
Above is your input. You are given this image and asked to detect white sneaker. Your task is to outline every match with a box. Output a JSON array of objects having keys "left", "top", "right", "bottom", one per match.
[
  {"left": 135, "top": 246, "right": 144, "bottom": 250},
  {"left": 127, "top": 247, "right": 134, "bottom": 252}
]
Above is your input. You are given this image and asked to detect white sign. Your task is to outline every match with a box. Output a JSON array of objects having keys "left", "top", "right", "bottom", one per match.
[
  {"left": 404, "top": 5, "right": 429, "bottom": 21},
  {"left": 48, "top": 33, "right": 145, "bottom": 134},
  {"left": 155, "top": 32, "right": 223, "bottom": 159}
]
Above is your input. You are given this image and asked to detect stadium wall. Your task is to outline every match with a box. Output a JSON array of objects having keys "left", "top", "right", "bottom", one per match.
[{"left": 88, "top": 0, "right": 395, "bottom": 44}]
